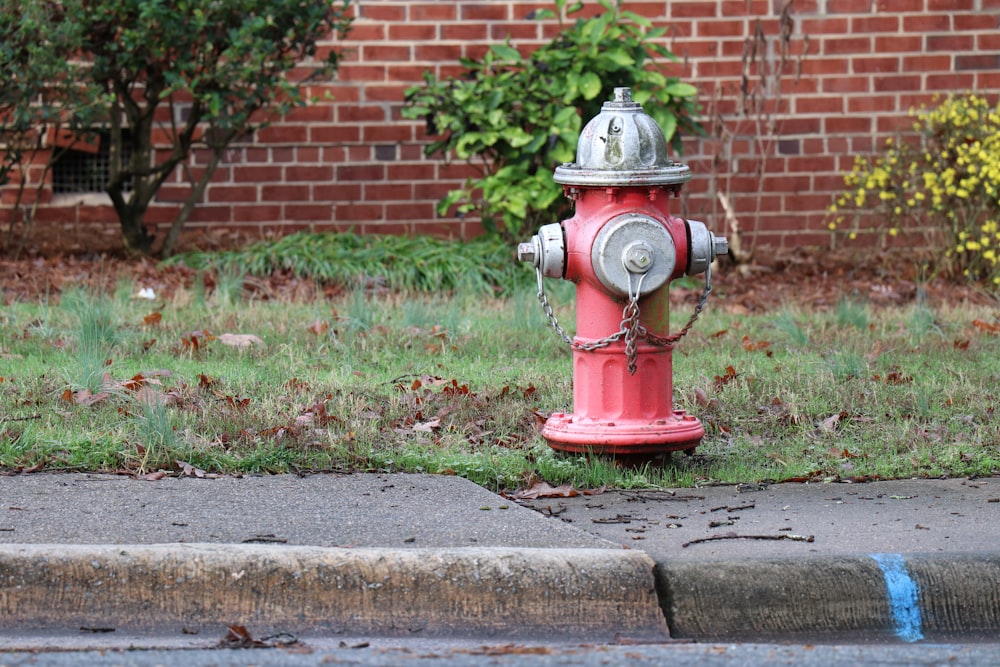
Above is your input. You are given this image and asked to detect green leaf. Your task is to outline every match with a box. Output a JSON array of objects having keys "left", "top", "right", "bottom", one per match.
[
  {"left": 579, "top": 71, "right": 601, "bottom": 100},
  {"left": 490, "top": 44, "right": 521, "bottom": 62},
  {"left": 603, "top": 49, "right": 635, "bottom": 67},
  {"left": 664, "top": 82, "right": 698, "bottom": 98}
]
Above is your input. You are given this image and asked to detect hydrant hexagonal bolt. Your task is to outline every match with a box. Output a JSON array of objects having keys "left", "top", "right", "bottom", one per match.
[{"left": 623, "top": 241, "right": 654, "bottom": 274}]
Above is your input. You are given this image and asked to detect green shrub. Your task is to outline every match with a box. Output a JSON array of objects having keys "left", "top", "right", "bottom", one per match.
[
  {"left": 828, "top": 93, "right": 1000, "bottom": 287},
  {"left": 402, "top": 0, "right": 700, "bottom": 242}
]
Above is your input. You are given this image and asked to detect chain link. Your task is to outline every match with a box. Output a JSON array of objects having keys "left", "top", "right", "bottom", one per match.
[{"left": 534, "top": 262, "right": 715, "bottom": 375}]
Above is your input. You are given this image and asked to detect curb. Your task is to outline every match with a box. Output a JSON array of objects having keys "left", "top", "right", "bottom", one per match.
[
  {"left": 0, "top": 544, "right": 668, "bottom": 642},
  {"left": 656, "top": 553, "right": 1000, "bottom": 642}
]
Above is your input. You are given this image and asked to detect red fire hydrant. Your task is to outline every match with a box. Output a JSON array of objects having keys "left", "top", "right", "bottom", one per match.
[{"left": 518, "top": 87, "right": 727, "bottom": 458}]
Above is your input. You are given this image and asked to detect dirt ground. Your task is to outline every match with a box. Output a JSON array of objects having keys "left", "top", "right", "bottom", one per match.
[{"left": 1, "top": 223, "right": 995, "bottom": 312}]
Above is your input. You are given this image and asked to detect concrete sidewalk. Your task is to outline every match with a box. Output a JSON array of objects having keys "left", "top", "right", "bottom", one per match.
[{"left": 0, "top": 473, "right": 998, "bottom": 646}]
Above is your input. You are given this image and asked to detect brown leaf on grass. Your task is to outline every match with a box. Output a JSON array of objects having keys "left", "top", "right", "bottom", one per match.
[
  {"left": 511, "top": 482, "right": 606, "bottom": 500},
  {"left": 143, "top": 312, "right": 162, "bottom": 326},
  {"left": 73, "top": 389, "right": 111, "bottom": 406},
  {"left": 218, "top": 333, "right": 264, "bottom": 349},
  {"left": 741, "top": 335, "right": 772, "bottom": 353},
  {"left": 307, "top": 320, "right": 329, "bottom": 336},
  {"left": 181, "top": 330, "right": 216, "bottom": 351},
  {"left": 972, "top": 319, "right": 1000, "bottom": 334},
  {"left": 413, "top": 418, "right": 441, "bottom": 432},
  {"left": 714, "top": 365, "right": 738, "bottom": 390},
  {"left": 954, "top": 339, "right": 970, "bottom": 350},
  {"left": 816, "top": 412, "right": 848, "bottom": 433}
]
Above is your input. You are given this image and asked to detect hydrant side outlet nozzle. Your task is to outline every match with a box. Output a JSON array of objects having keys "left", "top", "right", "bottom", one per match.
[
  {"left": 518, "top": 222, "right": 566, "bottom": 279},
  {"left": 686, "top": 219, "right": 729, "bottom": 276}
]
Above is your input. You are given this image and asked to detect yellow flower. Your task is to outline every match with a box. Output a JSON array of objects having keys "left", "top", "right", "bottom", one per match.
[{"left": 889, "top": 228, "right": 899, "bottom": 237}]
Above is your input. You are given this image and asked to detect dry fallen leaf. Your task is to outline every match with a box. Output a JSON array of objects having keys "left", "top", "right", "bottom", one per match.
[{"left": 217, "top": 333, "right": 265, "bottom": 349}]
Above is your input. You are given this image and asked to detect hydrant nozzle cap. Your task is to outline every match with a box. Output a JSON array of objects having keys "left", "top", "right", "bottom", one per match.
[{"left": 553, "top": 86, "right": 691, "bottom": 188}]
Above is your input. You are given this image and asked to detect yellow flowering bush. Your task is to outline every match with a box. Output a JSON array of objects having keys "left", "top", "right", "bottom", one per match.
[{"left": 828, "top": 93, "right": 1000, "bottom": 287}]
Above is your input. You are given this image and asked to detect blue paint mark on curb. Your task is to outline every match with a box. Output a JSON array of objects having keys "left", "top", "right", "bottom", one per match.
[{"left": 871, "top": 553, "right": 924, "bottom": 642}]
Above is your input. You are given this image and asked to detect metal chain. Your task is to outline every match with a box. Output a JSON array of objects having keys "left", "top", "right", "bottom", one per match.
[{"left": 534, "top": 262, "right": 715, "bottom": 368}]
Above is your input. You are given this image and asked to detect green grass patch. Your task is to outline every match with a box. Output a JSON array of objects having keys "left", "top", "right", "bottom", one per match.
[{"left": 2, "top": 244, "right": 999, "bottom": 490}]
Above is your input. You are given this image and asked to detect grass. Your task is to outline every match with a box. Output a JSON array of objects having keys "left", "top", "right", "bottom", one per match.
[{"left": 2, "top": 243, "right": 999, "bottom": 491}]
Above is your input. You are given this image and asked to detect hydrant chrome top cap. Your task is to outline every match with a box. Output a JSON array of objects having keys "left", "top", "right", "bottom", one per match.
[{"left": 553, "top": 87, "right": 692, "bottom": 187}]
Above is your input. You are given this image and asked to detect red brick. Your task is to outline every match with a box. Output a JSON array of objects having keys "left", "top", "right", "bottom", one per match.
[
  {"left": 338, "top": 105, "right": 386, "bottom": 122},
  {"left": 295, "top": 147, "right": 321, "bottom": 163},
  {"left": 957, "top": 54, "right": 1000, "bottom": 71},
  {"left": 286, "top": 166, "right": 334, "bottom": 182},
  {"left": 822, "top": 76, "right": 871, "bottom": 93},
  {"left": 460, "top": 3, "right": 508, "bottom": 21},
  {"left": 441, "top": 23, "right": 489, "bottom": 40},
  {"left": 854, "top": 56, "right": 899, "bottom": 74},
  {"left": 336, "top": 203, "right": 384, "bottom": 221},
  {"left": 954, "top": 13, "right": 998, "bottom": 30},
  {"left": 977, "top": 71, "right": 1000, "bottom": 89},
  {"left": 696, "top": 20, "right": 748, "bottom": 38},
  {"left": 928, "top": 0, "right": 973, "bottom": 7},
  {"left": 361, "top": 45, "right": 411, "bottom": 62},
  {"left": 673, "top": 2, "right": 720, "bottom": 18},
  {"left": 385, "top": 202, "right": 435, "bottom": 220},
  {"left": 262, "top": 185, "right": 311, "bottom": 201},
  {"left": 282, "top": 105, "right": 333, "bottom": 123},
  {"left": 926, "top": 72, "right": 976, "bottom": 89},
  {"left": 338, "top": 165, "right": 386, "bottom": 181},
  {"left": 902, "top": 55, "right": 952, "bottom": 72},
  {"left": 388, "top": 64, "right": 433, "bottom": 83},
  {"left": 799, "top": 57, "right": 849, "bottom": 76},
  {"left": 875, "top": 0, "right": 923, "bottom": 10},
  {"left": 188, "top": 206, "right": 232, "bottom": 224},
  {"left": 343, "top": 23, "right": 385, "bottom": 43},
  {"left": 363, "top": 124, "right": 414, "bottom": 143},
  {"left": 851, "top": 15, "right": 900, "bottom": 33},
  {"left": 927, "top": 34, "right": 974, "bottom": 51},
  {"left": 902, "top": 14, "right": 951, "bottom": 32},
  {"left": 310, "top": 125, "right": 361, "bottom": 143},
  {"left": 314, "top": 183, "right": 362, "bottom": 201},
  {"left": 415, "top": 43, "right": 464, "bottom": 62},
  {"left": 389, "top": 24, "right": 438, "bottom": 41},
  {"left": 800, "top": 17, "right": 849, "bottom": 33},
  {"left": 823, "top": 36, "right": 873, "bottom": 54},
  {"left": 365, "top": 182, "right": 414, "bottom": 200},
  {"left": 827, "top": 0, "right": 872, "bottom": 12},
  {"left": 232, "top": 204, "right": 282, "bottom": 222},
  {"left": 825, "top": 116, "right": 874, "bottom": 134},
  {"left": 796, "top": 96, "right": 846, "bottom": 114},
  {"left": 286, "top": 204, "right": 334, "bottom": 222},
  {"left": 491, "top": 22, "right": 538, "bottom": 40},
  {"left": 875, "top": 35, "right": 923, "bottom": 53},
  {"left": 873, "top": 74, "right": 922, "bottom": 92},
  {"left": 410, "top": 3, "right": 457, "bottom": 20},
  {"left": 207, "top": 185, "right": 259, "bottom": 203},
  {"left": 364, "top": 84, "right": 410, "bottom": 102},
  {"left": 359, "top": 4, "right": 405, "bottom": 21},
  {"left": 337, "top": 64, "right": 386, "bottom": 82},
  {"left": 847, "top": 95, "right": 897, "bottom": 113}
]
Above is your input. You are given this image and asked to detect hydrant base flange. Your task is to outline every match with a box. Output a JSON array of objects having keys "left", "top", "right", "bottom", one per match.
[{"left": 541, "top": 411, "right": 704, "bottom": 456}]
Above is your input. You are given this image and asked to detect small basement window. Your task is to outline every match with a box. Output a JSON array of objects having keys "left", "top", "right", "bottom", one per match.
[{"left": 51, "top": 129, "right": 132, "bottom": 195}]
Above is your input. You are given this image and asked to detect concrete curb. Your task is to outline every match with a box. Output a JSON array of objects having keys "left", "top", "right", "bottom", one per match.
[
  {"left": 657, "top": 553, "right": 1000, "bottom": 642},
  {"left": 0, "top": 544, "right": 668, "bottom": 642}
]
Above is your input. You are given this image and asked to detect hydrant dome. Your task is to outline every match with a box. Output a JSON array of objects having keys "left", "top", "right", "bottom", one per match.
[{"left": 553, "top": 87, "right": 692, "bottom": 187}]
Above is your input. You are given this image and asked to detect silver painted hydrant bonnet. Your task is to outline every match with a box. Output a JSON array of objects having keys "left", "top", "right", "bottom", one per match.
[{"left": 553, "top": 87, "right": 691, "bottom": 188}]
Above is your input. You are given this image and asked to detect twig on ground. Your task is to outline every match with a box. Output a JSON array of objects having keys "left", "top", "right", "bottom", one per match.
[{"left": 682, "top": 533, "right": 815, "bottom": 548}]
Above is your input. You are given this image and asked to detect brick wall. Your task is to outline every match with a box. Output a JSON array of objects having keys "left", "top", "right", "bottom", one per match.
[{"left": 11, "top": 0, "right": 1000, "bottom": 252}]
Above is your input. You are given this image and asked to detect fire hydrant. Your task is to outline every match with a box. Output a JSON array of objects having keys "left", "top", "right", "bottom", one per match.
[{"left": 518, "top": 87, "right": 728, "bottom": 458}]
